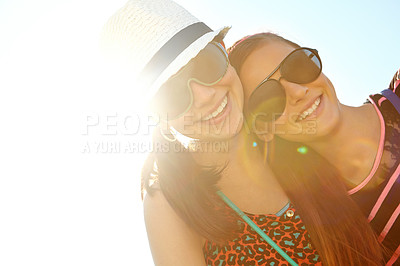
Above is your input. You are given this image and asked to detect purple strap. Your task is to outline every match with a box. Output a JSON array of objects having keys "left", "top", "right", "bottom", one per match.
[{"left": 381, "top": 89, "right": 400, "bottom": 115}]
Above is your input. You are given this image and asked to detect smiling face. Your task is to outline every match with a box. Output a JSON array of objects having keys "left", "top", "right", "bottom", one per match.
[
  {"left": 167, "top": 63, "right": 244, "bottom": 141},
  {"left": 239, "top": 40, "right": 341, "bottom": 143}
]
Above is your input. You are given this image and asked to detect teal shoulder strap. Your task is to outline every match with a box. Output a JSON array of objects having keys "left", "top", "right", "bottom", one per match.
[{"left": 216, "top": 190, "right": 298, "bottom": 266}]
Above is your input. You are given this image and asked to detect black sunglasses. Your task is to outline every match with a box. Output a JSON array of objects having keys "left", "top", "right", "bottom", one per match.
[
  {"left": 247, "top": 47, "right": 322, "bottom": 122},
  {"left": 151, "top": 42, "right": 229, "bottom": 120}
]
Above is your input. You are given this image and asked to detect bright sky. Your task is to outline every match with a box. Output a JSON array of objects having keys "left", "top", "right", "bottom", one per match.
[{"left": 0, "top": 0, "right": 398, "bottom": 265}]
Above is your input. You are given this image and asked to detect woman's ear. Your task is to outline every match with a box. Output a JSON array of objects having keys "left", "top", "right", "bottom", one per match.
[
  {"left": 252, "top": 119, "right": 274, "bottom": 143},
  {"left": 257, "top": 131, "right": 274, "bottom": 143}
]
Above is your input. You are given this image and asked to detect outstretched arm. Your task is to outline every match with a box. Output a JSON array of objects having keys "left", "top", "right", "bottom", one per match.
[{"left": 143, "top": 190, "right": 206, "bottom": 266}]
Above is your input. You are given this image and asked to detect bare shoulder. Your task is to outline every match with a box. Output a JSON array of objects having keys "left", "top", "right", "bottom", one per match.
[{"left": 143, "top": 190, "right": 206, "bottom": 266}]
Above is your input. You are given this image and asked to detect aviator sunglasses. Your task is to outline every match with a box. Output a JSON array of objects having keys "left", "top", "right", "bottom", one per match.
[
  {"left": 247, "top": 47, "right": 322, "bottom": 122},
  {"left": 151, "top": 42, "right": 229, "bottom": 120}
]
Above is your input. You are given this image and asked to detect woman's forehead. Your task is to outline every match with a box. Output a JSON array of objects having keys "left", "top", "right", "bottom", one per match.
[{"left": 239, "top": 41, "right": 294, "bottom": 93}]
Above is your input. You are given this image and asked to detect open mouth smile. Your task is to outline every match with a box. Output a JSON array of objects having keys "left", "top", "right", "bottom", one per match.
[
  {"left": 297, "top": 97, "right": 321, "bottom": 122},
  {"left": 202, "top": 95, "right": 228, "bottom": 121}
]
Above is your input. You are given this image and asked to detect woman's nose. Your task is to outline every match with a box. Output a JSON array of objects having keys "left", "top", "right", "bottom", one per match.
[
  {"left": 190, "top": 81, "right": 216, "bottom": 108},
  {"left": 279, "top": 78, "right": 309, "bottom": 105}
]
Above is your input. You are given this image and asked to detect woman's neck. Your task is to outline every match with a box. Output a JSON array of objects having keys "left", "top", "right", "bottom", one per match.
[
  {"left": 190, "top": 135, "right": 240, "bottom": 166},
  {"left": 308, "top": 103, "right": 381, "bottom": 185},
  {"left": 216, "top": 131, "right": 289, "bottom": 214},
  {"left": 191, "top": 130, "right": 289, "bottom": 214}
]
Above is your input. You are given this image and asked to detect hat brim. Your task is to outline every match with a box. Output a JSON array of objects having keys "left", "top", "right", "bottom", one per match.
[{"left": 144, "top": 26, "right": 230, "bottom": 105}]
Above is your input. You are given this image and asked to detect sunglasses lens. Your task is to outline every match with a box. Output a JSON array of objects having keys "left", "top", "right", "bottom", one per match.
[
  {"left": 152, "top": 42, "right": 228, "bottom": 119},
  {"left": 281, "top": 48, "right": 321, "bottom": 84},
  {"left": 191, "top": 42, "right": 228, "bottom": 84},
  {"left": 156, "top": 83, "right": 192, "bottom": 119},
  {"left": 247, "top": 80, "right": 286, "bottom": 122},
  {"left": 246, "top": 48, "right": 321, "bottom": 123}
]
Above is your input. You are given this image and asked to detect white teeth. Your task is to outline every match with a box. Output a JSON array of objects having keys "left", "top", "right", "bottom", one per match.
[
  {"left": 202, "top": 96, "right": 228, "bottom": 121},
  {"left": 298, "top": 97, "right": 321, "bottom": 121}
]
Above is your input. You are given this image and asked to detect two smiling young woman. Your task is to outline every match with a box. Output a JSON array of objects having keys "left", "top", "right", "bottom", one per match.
[{"left": 103, "top": 0, "right": 399, "bottom": 265}]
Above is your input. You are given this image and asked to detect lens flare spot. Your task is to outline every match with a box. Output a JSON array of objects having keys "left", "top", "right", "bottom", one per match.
[
  {"left": 252, "top": 141, "right": 258, "bottom": 147},
  {"left": 297, "top": 146, "right": 308, "bottom": 154}
]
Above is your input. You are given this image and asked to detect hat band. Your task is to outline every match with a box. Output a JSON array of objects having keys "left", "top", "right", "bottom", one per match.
[{"left": 140, "top": 22, "right": 212, "bottom": 89}]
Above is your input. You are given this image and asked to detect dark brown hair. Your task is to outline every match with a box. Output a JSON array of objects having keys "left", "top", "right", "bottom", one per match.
[{"left": 228, "top": 32, "right": 385, "bottom": 265}]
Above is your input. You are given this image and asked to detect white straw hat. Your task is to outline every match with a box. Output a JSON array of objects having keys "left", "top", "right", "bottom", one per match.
[{"left": 101, "top": 0, "right": 230, "bottom": 103}]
